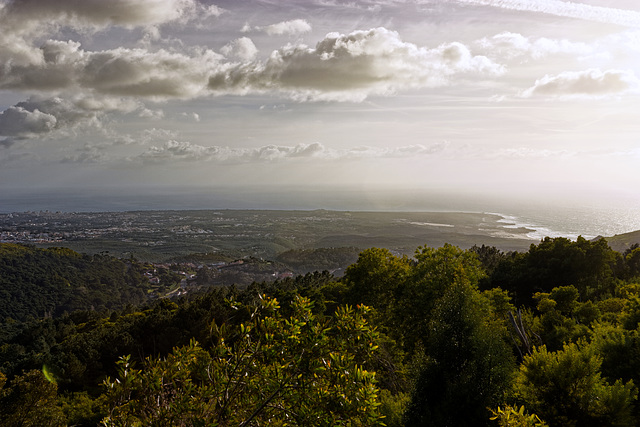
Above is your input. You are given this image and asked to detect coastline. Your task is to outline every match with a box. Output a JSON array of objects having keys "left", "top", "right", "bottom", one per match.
[{"left": 1, "top": 187, "right": 639, "bottom": 242}]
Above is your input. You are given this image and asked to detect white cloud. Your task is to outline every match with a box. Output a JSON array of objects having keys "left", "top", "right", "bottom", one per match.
[
  {"left": 0, "top": 96, "right": 157, "bottom": 142},
  {"left": 179, "top": 112, "right": 200, "bottom": 122},
  {"left": 613, "top": 147, "right": 640, "bottom": 158},
  {"left": 0, "top": 0, "right": 215, "bottom": 35},
  {"left": 0, "top": 0, "right": 225, "bottom": 99},
  {"left": 476, "top": 32, "right": 594, "bottom": 60},
  {"left": 262, "top": 19, "right": 312, "bottom": 36},
  {"left": 1, "top": 39, "right": 223, "bottom": 99},
  {"left": 209, "top": 27, "right": 504, "bottom": 101},
  {"left": 457, "top": 0, "right": 640, "bottom": 28},
  {"left": 81, "top": 47, "right": 221, "bottom": 98},
  {"left": 139, "top": 140, "right": 225, "bottom": 163},
  {"left": 520, "top": 68, "right": 640, "bottom": 98},
  {"left": 221, "top": 37, "right": 258, "bottom": 61},
  {"left": 202, "top": 4, "right": 224, "bottom": 19},
  {"left": 61, "top": 145, "right": 107, "bottom": 163},
  {"left": 313, "top": 0, "right": 385, "bottom": 11},
  {"left": 137, "top": 140, "right": 446, "bottom": 164},
  {"left": 138, "top": 108, "right": 165, "bottom": 120},
  {"left": 140, "top": 128, "right": 179, "bottom": 143},
  {"left": 0, "top": 4, "right": 506, "bottom": 107},
  {"left": 491, "top": 147, "right": 575, "bottom": 159},
  {"left": 243, "top": 19, "right": 312, "bottom": 36},
  {"left": 73, "top": 96, "right": 139, "bottom": 113},
  {"left": 1, "top": 26, "right": 504, "bottom": 104}
]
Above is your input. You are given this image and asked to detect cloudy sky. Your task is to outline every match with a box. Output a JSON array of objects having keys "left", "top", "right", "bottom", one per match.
[{"left": 1, "top": 0, "right": 640, "bottom": 210}]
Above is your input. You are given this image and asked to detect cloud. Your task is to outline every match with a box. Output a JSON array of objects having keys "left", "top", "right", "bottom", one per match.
[
  {"left": 315, "top": 1, "right": 383, "bottom": 12},
  {"left": 1, "top": 39, "right": 222, "bottom": 98},
  {"left": 243, "top": 19, "right": 312, "bottom": 36},
  {"left": 262, "top": 19, "right": 312, "bottom": 36},
  {"left": 138, "top": 108, "right": 165, "bottom": 120},
  {"left": 221, "top": 37, "right": 258, "bottom": 61},
  {"left": 491, "top": 147, "right": 576, "bottom": 159},
  {"left": 139, "top": 140, "right": 226, "bottom": 163},
  {"left": 139, "top": 128, "right": 179, "bottom": 144},
  {"left": 61, "top": 145, "right": 107, "bottom": 163},
  {"left": 179, "top": 112, "right": 201, "bottom": 122},
  {"left": 520, "top": 68, "right": 640, "bottom": 98},
  {"left": 0, "top": 96, "right": 151, "bottom": 142},
  {"left": 457, "top": 0, "right": 640, "bottom": 28},
  {"left": 0, "top": 0, "right": 225, "bottom": 98},
  {"left": 0, "top": 105, "right": 57, "bottom": 138},
  {"left": 3, "top": 26, "right": 501, "bottom": 104},
  {"left": 80, "top": 47, "right": 220, "bottom": 100},
  {"left": 612, "top": 148, "right": 640, "bottom": 159},
  {"left": 137, "top": 140, "right": 446, "bottom": 164},
  {"left": 209, "top": 27, "right": 504, "bottom": 101},
  {"left": 0, "top": 4, "right": 503, "bottom": 105},
  {"left": 0, "top": 0, "right": 216, "bottom": 35},
  {"left": 476, "top": 32, "right": 593, "bottom": 60}
]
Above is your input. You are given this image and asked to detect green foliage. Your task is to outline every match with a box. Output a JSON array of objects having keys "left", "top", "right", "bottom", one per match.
[
  {"left": 60, "top": 391, "right": 106, "bottom": 426},
  {"left": 530, "top": 286, "right": 591, "bottom": 351},
  {"left": 398, "top": 244, "right": 486, "bottom": 353},
  {"left": 412, "top": 243, "right": 486, "bottom": 293},
  {"left": 470, "top": 244, "right": 507, "bottom": 276},
  {"left": 102, "top": 296, "right": 383, "bottom": 426},
  {"left": 489, "top": 404, "right": 548, "bottom": 427},
  {"left": 4, "top": 238, "right": 640, "bottom": 425},
  {"left": 276, "top": 247, "right": 361, "bottom": 274},
  {"left": 343, "top": 247, "right": 411, "bottom": 311},
  {"left": 590, "top": 323, "right": 640, "bottom": 397},
  {"left": 483, "top": 287, "right": 516, "bottom": 320},
  {"left": 378, "top": 389, "right": 410, "bottom": 427},
  {"left": 0, "top": 243, "right": 151, "bottom": 322},
  {"left": 624, "top": 247, "right": 640, "bottom": 279},
  {"left": 404, "top": 282, "right": 515, "bottom": 426},
  {"left": 574, "top": 300, "right": 601, "bottom": 325},
  {"left": 514, "top": 342, "right": 637, "bottom": 426},
  {"left": 0, "top": 369, "right": 66, "bottom": 426},
  {"left": 490, "top": 237, "right": 618, "bottom": 304}
]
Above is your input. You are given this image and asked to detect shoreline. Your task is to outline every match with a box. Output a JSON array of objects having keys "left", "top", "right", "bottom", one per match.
[{"left": 0, "top": 204, "right": 633, "bottom": 243}]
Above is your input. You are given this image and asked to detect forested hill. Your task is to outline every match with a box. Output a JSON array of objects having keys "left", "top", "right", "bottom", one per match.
[
  {"left": 1, "top": 236, "right": 640, "bottom": 425},
  {"left": 0, "top": 244, "right": 151, "bottom": 322}
]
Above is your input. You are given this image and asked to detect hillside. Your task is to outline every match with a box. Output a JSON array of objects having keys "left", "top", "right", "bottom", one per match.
[
  {"left": 0, "top": 244, "right": 152, "bottom": 322},
  {"left": 604, "top": 229, "right": 640, "bottom": 253},
  {"left": 2, "top": 236, "right": 640, "bottom": 425}
]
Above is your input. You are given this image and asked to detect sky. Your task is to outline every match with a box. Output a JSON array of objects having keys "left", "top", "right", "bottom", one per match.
[{"left": 1, "top": 0, "right": 640, "bottom": 212}]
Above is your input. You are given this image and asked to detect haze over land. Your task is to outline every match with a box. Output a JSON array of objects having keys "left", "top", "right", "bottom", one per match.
[{"left": 0, "top": 0, "right": 639, "bottom": 234}]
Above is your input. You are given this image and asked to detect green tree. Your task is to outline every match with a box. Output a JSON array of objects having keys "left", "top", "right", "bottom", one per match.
[
  {"left": 490, "top": 404, "right": 548, "bottom": 427},
  {"left": 0, "top": 370, "right": 66, "bottom": 426},
  {"left": 489, "top": 237, "right": 618, "bottom": 305},
  {"left": 342, "top": 247, "right": 411, "bottom": 312},
  {"left": 625, "top": 246, "right": 640, "bottom": 279},
  {"left": 102, "top": 296, "right": 383, "bottom": 426},
  {"left": 470, "top": 244, "right": 507, "bottom": 277},
  {"left": 398, "top": 244, "right": 486, "bottom": 353},
  {"left": 531, "top": 286, "right": 589, "bottom": 351},
  {"left": 514, "top": 342, "right": 637, "bottom": 426},
  {"left": 404, "top": 282, "right": 515, "bottom": 426}
]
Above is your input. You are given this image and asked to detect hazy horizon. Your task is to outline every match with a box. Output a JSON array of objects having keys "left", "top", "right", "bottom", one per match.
[
  {"left": 2, "top": 185, "right": 640, "bottom": 241},
  {"left": 1, "top": 0, "right": 639, "bottom": 233}
]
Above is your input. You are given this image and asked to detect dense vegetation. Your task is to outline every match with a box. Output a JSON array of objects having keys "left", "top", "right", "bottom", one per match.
[
  {"left": 1, "top": 237, "right": 640, "bottom": 425},
  {"left": 0, "top": 244, "right": 151, "bottom": 323}
]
